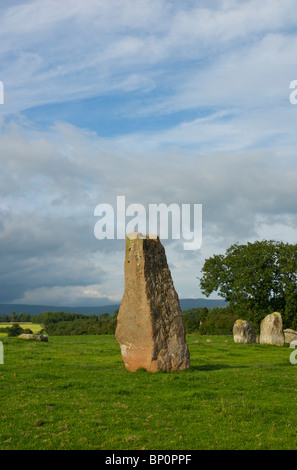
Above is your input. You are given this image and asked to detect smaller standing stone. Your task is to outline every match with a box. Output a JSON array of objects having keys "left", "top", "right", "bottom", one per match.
[
  {"left": 259, "top": 312, "right": 285, "bottom": 346},
  {"left": 233, "top": 320, "right": 257, "bottom": 344},
  {"left": 284, "top": 328, "right": 297, "bottom": 344},
  {"left": 18, "top": 334, "right": 48, "bottom": 342}
]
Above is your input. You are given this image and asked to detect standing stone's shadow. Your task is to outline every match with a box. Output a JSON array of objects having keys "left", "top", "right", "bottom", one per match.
[{"left": 190, "top": 363, "right": 249, "bottom": 371}]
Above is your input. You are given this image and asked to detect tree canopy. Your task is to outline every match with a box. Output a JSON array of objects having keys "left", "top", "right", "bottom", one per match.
[{"left": 199, "top": 240, "right": 297, "bottom": 328}]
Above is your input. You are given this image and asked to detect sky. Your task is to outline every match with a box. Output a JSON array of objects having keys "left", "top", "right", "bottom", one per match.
[{"left": 0, "top": 0, "right": 297, "bottom": 307}]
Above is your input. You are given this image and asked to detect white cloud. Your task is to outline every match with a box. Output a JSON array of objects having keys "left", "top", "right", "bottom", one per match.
[
  {"left": 1, "top": 0, "right": 297, "bottom": 115},
  {"left": 1, "top": 0, "right": 297, "bottom": 305},
  {"left": 0, "top": 120, "right": 297, "bottom": 304}
]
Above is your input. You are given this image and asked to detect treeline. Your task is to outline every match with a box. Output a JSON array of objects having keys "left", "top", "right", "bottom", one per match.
[
  {"left": 0, "top": 310, "right": 119, "bottom": 336},
  {"left": 183, "top": 303, "right": 297, "bottom": 334},
  {"left": 182, "top": 306, "right": 239, "bottom": 335},
  {"left": 39, "top": 311, "right": 119, "bottom": 336},
  {"left": 0, "top": 312, "right": 31, "bottom": 323},
  {"left": 9, "top": 307, "right": 240, "bottom": 336},
  {"left": 2, "top": 305, "right": 289, "bottom": 337}
]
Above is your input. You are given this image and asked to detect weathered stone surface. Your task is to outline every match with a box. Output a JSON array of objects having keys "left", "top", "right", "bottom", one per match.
[
  {"left": 115, "top": 232, "right": 191, "bottom": 372},
  {"left": 284, "top": 328, "right": 297, "bottom": 344},
  {"left": 233, "top": 319, "right": 257, "bottom": 344},
  {"left": 259, "top": 312, "right": 285, "bottom": 346},
  {"left": 18, "top": 334, "right": 48, "bottom": 342}
]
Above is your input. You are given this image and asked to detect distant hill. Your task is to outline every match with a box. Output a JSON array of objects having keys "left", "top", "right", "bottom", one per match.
[{"left": 0, "top": 298, "right": 227, "bottom": 316}]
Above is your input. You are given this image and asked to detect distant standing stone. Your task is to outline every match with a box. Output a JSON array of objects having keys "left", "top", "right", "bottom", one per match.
[
  {"left": 115, "top": 232, "right": 191, "bottom": 372},
  {"left": 259, "top": 312, "right": 285, "bottom": 346},
  {"left": 233, "top": 319, "right": 257, "bottom": 344},
  {"left": 284, "top": 328, "right": 297, "bottom": 344},
  {"left": 18, "top": 334, "right": 48, "bottom": 342}
]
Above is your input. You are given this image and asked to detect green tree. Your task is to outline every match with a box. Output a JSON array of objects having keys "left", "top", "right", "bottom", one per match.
[
  {"left": 18, "top": 313, "right": 31, "bottom": 322},
  {"left": 11, "top": 312, "right": 17, "bottom": 322},
  {"left": 182, "top": 307, "right": 208, "bottom": 333},
  {"left": 199, "top": 240, "right": 297, "bottom": 329},
  {"left": 7, "top": 323, "right": 24, "bottom": 337}
]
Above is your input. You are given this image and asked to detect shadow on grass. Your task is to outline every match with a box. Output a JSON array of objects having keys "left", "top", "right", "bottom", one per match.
[{"left": 190, "top": 363, "right": 249, "bottom": 372}]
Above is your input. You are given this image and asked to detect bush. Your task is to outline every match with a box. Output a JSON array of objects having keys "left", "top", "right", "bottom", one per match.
[
  {"left": 182, "top": 306, "right": 239, "bottom": 335},
  {"left": 7, "top": 323, "right": 24, "bottom": 337},
  {"left": 182, "top": 308, "right": 208, "bottom": 333},
  {"left": 199, "top": 307, "right": 238, "bottom": 335},
  {"left": 22, "top": 328, "right": 33, "bottom": 334}
]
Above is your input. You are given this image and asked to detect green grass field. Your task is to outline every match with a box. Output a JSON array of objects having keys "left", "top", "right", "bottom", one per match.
[{"left": 0, "top": 334, "right": 296, "bottom": 450}]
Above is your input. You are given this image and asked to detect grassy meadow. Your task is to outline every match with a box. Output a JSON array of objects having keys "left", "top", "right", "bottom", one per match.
[{"left": 0, "top": 334, "right": 296, "bottom": 450}]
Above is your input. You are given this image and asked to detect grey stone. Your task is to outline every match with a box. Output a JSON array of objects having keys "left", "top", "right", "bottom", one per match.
[
  {"left": 18, "top": 334, "right": 48, "bottom": 342},
  {"left": 259, "top": 312, "right": 285, "bottom": 346},
  {"left": 284, "top": 328, "right": 297, "bottom": 344},
  {"left": 233, "top": 319, "right": 257, "bottom": 344}
]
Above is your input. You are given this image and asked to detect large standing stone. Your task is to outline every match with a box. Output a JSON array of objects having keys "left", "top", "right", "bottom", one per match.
[
  {"left": 233, "top": 319, "right": 257, "bottom": 344},
  {"left": 259, "top": 312, "right": 285, "bottom": 346},
  {"left": 115, "top": 232, "right": 191, "bottom": 372},
  {"left": 284, "top": 328, "right": 297, "bottom": 344}
]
